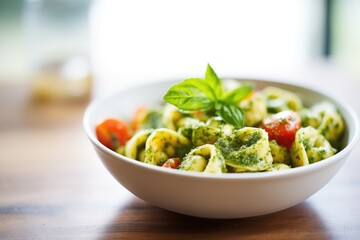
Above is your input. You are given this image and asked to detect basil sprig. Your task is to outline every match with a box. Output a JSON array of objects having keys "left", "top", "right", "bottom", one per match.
[{"left": 163, "top": 64, "right": 253, "bottom": 128}]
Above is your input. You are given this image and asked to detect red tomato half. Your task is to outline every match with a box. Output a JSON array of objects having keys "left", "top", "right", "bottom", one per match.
[
  {"left": 96, "top": 118, "right": 131, "bottom": 150},
  {"left": 162, "top": 158, "right": 181, "bottom": 169},
  {"left": 262, "top": 110, "right": 301, "bottom": 148}
]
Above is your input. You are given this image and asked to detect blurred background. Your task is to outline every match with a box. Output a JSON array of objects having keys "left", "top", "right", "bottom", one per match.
[
  {"left": 0, "top": 0, "right": 359, "bottom": 100},
  {"left": 1, "top": 1, "right": 360, "bottom": 236}
]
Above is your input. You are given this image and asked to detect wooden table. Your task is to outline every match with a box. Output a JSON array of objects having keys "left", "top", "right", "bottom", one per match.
[{"left": 1, "top": 63, "right": 360, "bottom": 239}]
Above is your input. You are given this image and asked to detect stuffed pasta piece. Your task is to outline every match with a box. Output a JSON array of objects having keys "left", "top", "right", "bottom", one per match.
[
  {"left": 290, "top": 126, "right": 336, "bottom": 167},
  {"left": 179, "top": 144, "right": 227, "bottom": 173},
  {"left": 161, "top": 104, "right": 186, "bottom": 131},
  {"left": 269, "top": 140, "right": 291, "bottom": 165},
  {"left": 215, "top": 127, "right": 273, "bottom": 172},
  {"left": 144, "top": 128, "right": 191, "bottom": 166},
  {"left": 178, "top": 117, "right": 234, "bottom": 147},
  {"left": 125, "top": 129, "right": 154, "bottom": 162},
  {"left": 301, "top": 101, "right": 344, "bottom": 146},
  {"left": 240, "top": 92, "right": 267, "bottom": 127},
  {"left": 262, "top": 86, "right": 303, "bottom": 113}
]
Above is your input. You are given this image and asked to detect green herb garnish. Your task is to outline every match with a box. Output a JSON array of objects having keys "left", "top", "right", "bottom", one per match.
[{"left": 163, "top": 64, "right": 253, "bottom": 128}]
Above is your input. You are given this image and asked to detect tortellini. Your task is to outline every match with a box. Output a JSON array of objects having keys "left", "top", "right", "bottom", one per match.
[
  {"left": 178, "top": 117, "right": 233, "bottom": 147},
  {"left": 263, "top": 86, "right": 303, "bottom": 113},
  {"left": 301, "top": 102, "right": 344, "bottom": 145},
  {"left": 215, "top": 127, "right": 273, "bottom": 172},
  {"left": 240, "top": 93, "right": 267, "bottom": 126},
  {"left": 162, "top": 104, "right": 185, "bottom": 130},
  {"left": 269, "top": 140, "right": 291, "bottom": 165},
  {"left": 144, "top": 128, "right": 191, "bottom": 166},
  {"left": 179, "top": 144, "right": 227, "bottom": 173},
  {"left": 290, "top": 126, "right": 336, "bottom": 167},
  {"left": 125, "top": 129, "right": 154, "bottom": 161}
]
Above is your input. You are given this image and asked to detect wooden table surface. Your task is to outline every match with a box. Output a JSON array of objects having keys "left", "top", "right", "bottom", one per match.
[{"left": 1, "top": 63, "right": 360, "bottom": 239}]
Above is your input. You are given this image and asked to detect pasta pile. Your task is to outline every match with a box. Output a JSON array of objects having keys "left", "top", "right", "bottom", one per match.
[{"left": 120, "top": 84, "right": 344, "bottom": 173}]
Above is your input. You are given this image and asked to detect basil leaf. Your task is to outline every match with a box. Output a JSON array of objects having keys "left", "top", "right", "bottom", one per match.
[
  {"left": 164, "top": 64, "right": 250, "bottom": 128},
  {"left": 223, "top": 84, "right": 253, "bottom": 104},
  {"left": 205, "top": 64, "right": 223, "bottom": 98},
  {"left": 163, "top": 78, "right": 215, "bottom": 111},
  {"left": 215, "top": 102, "right": 244, "bottom": 128}
]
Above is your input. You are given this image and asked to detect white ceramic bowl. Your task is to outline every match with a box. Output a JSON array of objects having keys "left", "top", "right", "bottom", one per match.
[{"left": 83, "top": 79, "right": 359, "bottom": 219}]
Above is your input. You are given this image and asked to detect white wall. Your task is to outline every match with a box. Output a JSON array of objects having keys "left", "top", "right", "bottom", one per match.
[
  {"left": 0, "top": 0, "right": 323, "bottom": 87},
  {"left": 89, "top": 0, "right": 323, "bottom": 96}
]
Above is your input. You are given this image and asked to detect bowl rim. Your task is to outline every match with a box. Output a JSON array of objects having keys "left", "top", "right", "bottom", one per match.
[{"left": 83, "top": 78, "right": 360, "bottom": 180}]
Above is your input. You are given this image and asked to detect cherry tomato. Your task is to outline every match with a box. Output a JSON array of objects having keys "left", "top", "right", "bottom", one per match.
[
  {"left": 262, "top": 110, "right": 301, "bottom": 148},
  {"left": 96, "top": 118, "right": 131, "bottom": 150},
  {"left": 162, "top": 158, "right": 181, "bottom": 169},
  {"left": 131, "top": 106, "right": 147, "bottom": 131}
]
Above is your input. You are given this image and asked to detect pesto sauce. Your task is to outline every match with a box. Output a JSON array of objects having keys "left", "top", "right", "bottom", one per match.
[
  {"left": 229, "top": 130, "right": 261, "bottom": 148},
  {"left": 142, "top": 111, "right": 163, "bottom": 129},
  {"left": 215, "top": 131, "right": 262, "bottom": 167},
  {"left": 174, "top": 144, "right": 192, "bottom": 158}
]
